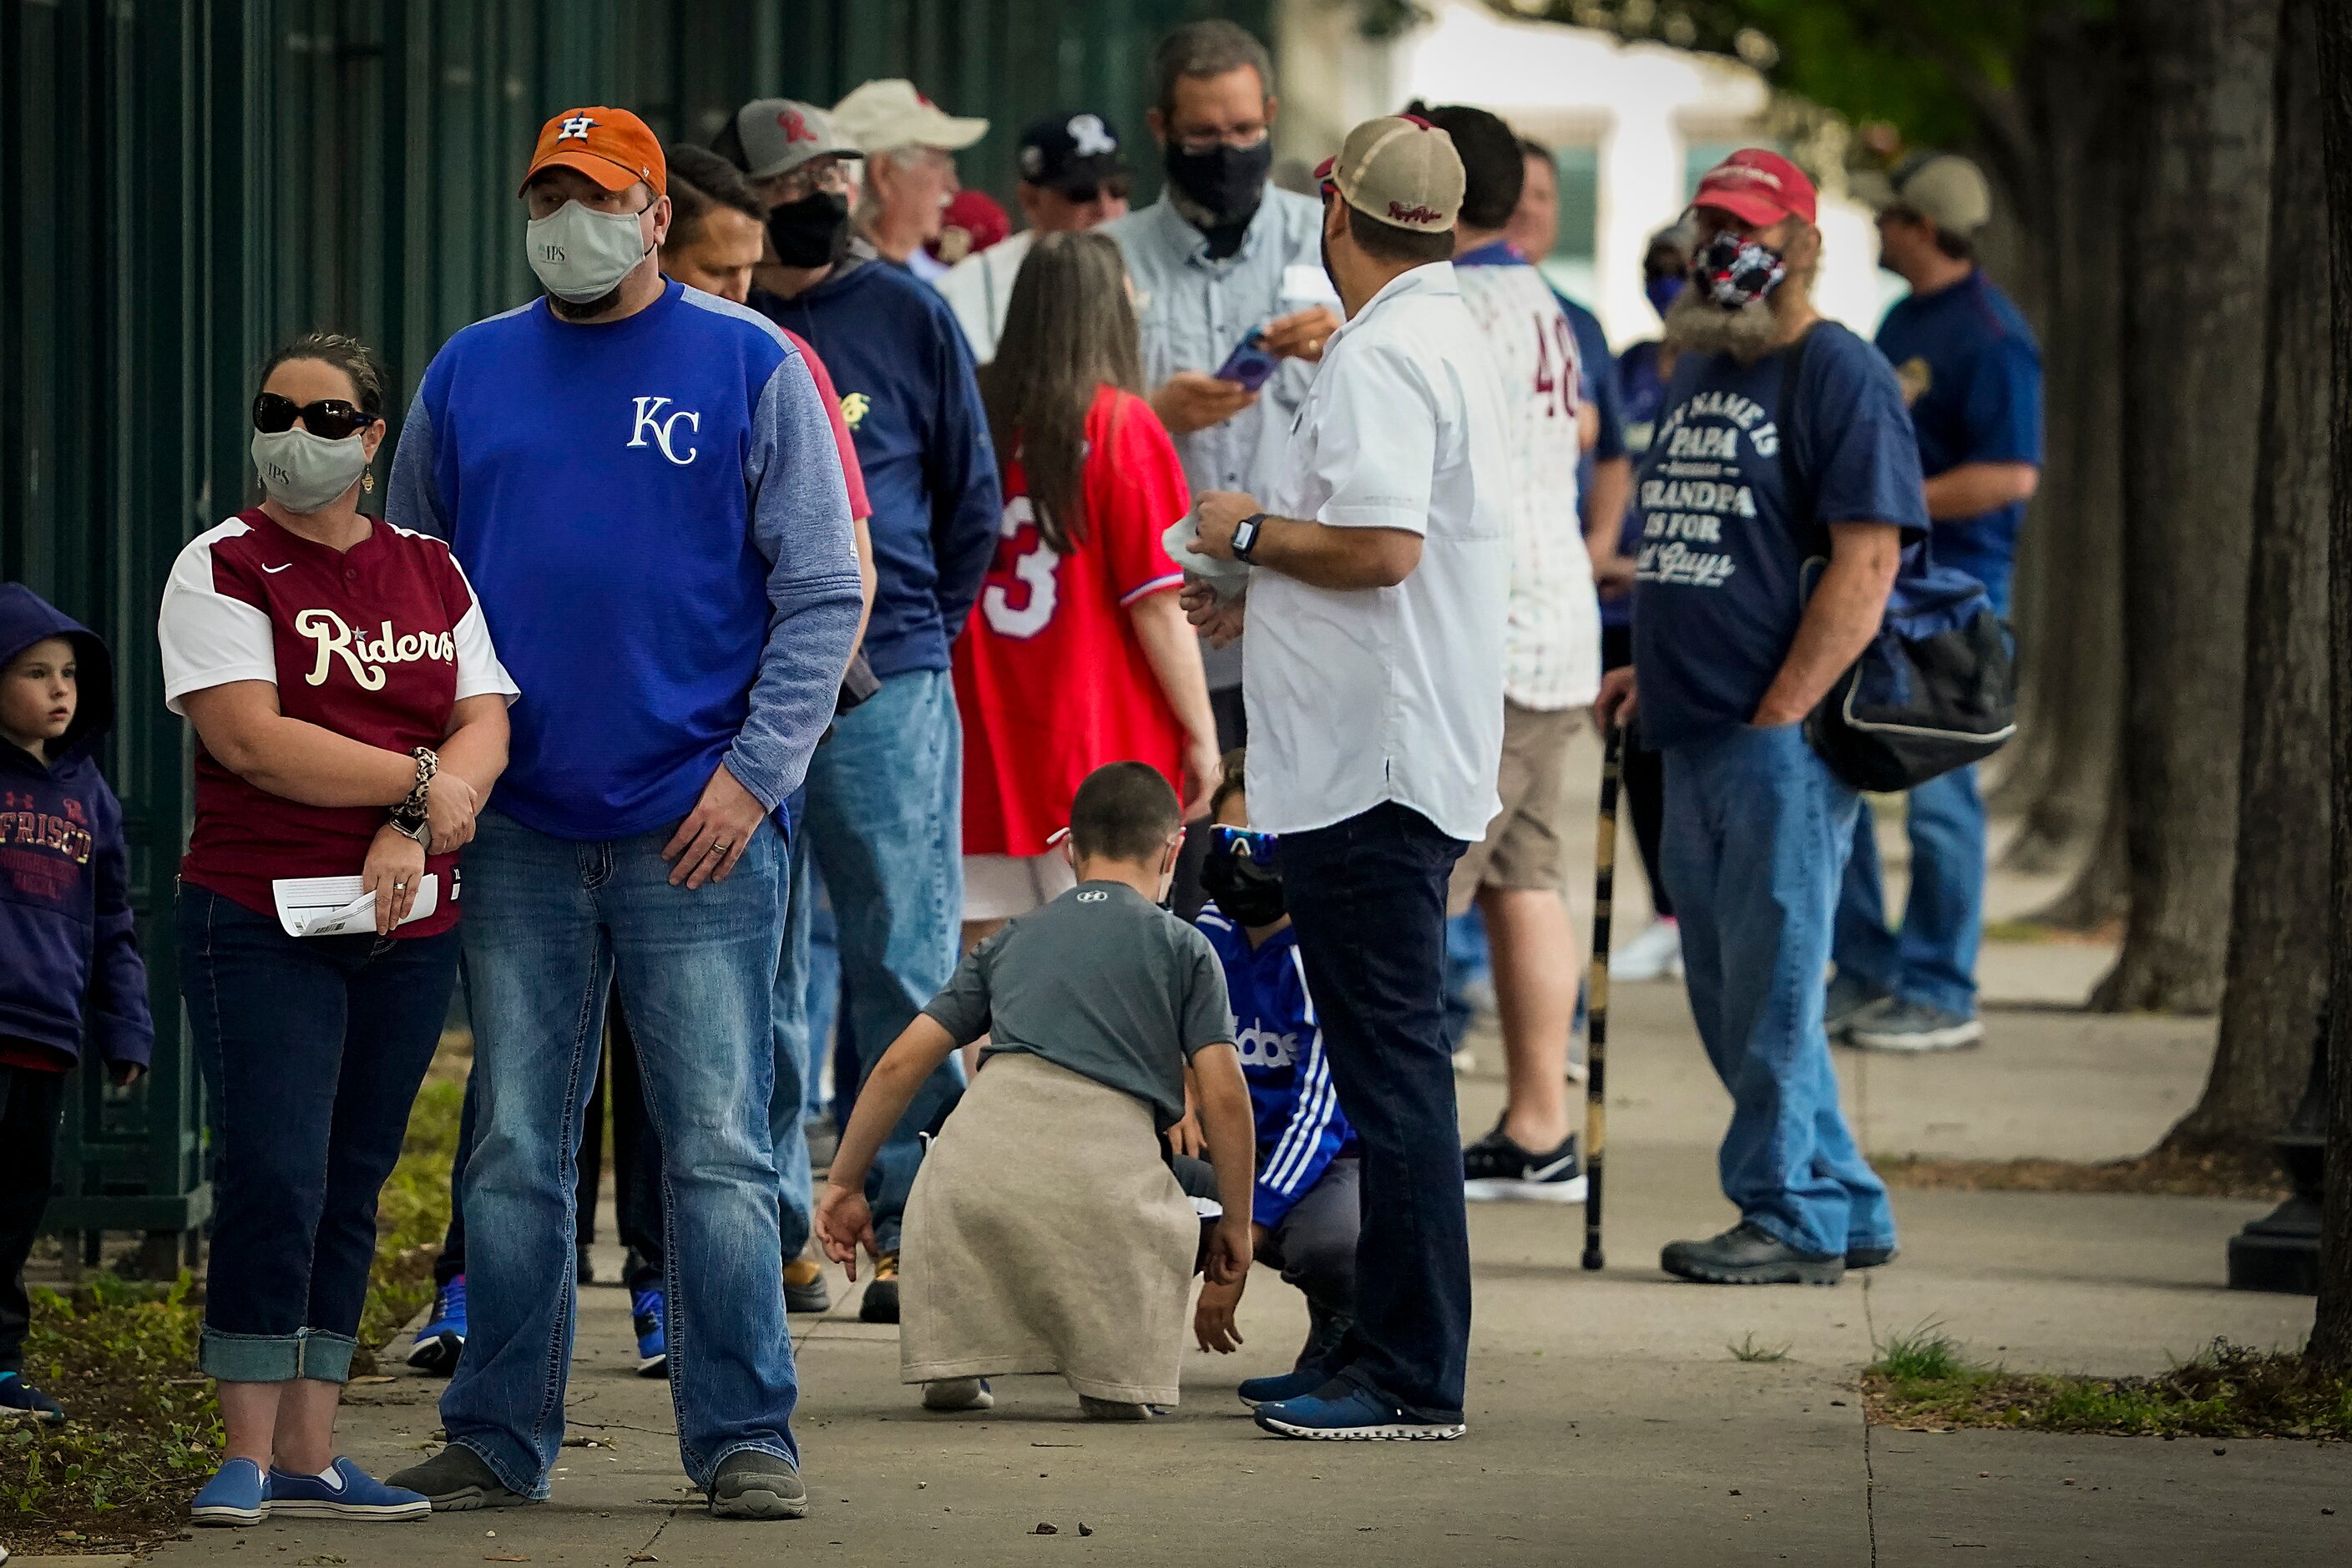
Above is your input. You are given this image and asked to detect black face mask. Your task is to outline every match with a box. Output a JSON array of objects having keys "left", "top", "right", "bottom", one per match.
[
  {"left": 766, "top": 190, "right": 852, "bottom": 269},
  {"left": 1201, "top": 830, "right": 1286, "bottom": 927},
  {"left": 1163, "top": 138, "right": 1273, "bottom": 229}
]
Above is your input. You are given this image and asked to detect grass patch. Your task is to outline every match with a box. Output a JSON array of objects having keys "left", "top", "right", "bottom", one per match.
[
  {"left": 1870, "top": 1147, "right": 2289, "bottom": 1201},
  {"left": 1864, "top": 1330, "right": 2352, "bottom": 1439},
  {"left": 1728, "top": 1332, "right": 1791, "bottom": 1363},
  {"left": 2, "top": 1055, "right": 465, "bottom": 1547}
]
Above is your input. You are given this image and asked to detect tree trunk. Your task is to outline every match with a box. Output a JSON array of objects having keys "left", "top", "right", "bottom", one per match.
[
  {"left": 2162, "top": 0, "right": 2332, "bottom": 1156},
  {"left": 2309, "top": 0, "right": 2352, "bottom": 1378},
  {"left": 2092, "top": 0, "right": 2279, "bottom": 1013},
  {"left": 2000, "top": 27, "right": 2129, "bottom": 888}
]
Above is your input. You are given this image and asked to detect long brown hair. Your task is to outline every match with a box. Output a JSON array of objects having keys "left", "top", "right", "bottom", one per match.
[{"left": 978, "top": 230, "right": 1144, "bottom": 554}]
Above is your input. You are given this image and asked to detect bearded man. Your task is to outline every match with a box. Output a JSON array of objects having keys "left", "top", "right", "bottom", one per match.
[{"left": 1592, "top": 150, "right": 1926, "bottom": 1287}]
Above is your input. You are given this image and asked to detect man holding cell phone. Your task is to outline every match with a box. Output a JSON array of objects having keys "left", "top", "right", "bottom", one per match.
[{"left": 1106, "top": 19, "right": 1340, "bottom": 754}]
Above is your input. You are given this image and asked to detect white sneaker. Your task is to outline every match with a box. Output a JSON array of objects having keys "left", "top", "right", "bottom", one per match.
[{"left": 1613, "top": 918, "right": 1682, "bottom": 982}]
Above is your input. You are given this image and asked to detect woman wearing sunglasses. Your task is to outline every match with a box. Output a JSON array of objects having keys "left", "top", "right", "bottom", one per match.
[{"left": 156, "top": 331, "right": 516, "bottom": 1527}]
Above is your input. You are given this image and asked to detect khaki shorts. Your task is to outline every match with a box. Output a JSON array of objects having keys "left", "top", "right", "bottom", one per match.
[
  {"left": 1448, "top": 701, "right": 1584, "bottom": 916},
  {"left": 964, "top": 852, "right": 1077, "bottom": 923}
]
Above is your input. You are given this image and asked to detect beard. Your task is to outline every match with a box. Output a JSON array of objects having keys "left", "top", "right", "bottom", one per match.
[
  {"left": 1662, "top": 267, "right": 1814, "bottom": 360},
  {"left": 547, "top": 283, "right": 626, "bottom": 321}
]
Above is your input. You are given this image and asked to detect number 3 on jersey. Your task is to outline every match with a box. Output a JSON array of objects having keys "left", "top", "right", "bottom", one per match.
[{"left": 981, "top": 495, "right": 1060, "bottom": 639}]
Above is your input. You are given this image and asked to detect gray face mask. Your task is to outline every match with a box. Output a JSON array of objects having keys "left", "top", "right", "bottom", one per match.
[
  {"left": 526, "top": 199, "right": 654, "bottom": 303},
  {"left": 251, "top": 427, "right": 367, "bottom": 513}
]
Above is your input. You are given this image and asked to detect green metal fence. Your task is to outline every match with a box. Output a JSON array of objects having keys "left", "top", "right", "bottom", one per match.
[{"left": 1, "top": 0, "right": 1267, "bottom": 1262}]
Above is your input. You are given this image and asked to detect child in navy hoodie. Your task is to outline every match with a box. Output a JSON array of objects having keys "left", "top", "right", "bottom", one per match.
[
  {"left": 0, "top": 584, "right": 153, "bottom": 1424},
  {"left": 1189, "top": 751, "right": 1359, "bottom": 1373}
]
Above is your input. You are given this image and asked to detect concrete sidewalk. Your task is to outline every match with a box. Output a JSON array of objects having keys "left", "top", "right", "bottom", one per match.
[{"left": 129, "top": 960, "right": 2340, "bottom": 1568}]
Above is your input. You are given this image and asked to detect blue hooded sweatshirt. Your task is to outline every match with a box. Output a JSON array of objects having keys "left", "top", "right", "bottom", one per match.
[{"left": 0, "top": 584, "right": 153, "bottom": 1070}]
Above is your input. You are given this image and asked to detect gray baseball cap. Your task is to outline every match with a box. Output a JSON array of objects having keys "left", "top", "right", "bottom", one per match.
[
  {"left": 721, "top": 99, "right": 862, "bottom": 181},
  {"left": 1863, "top": 151, "right": 1992, "bottom": 238}
]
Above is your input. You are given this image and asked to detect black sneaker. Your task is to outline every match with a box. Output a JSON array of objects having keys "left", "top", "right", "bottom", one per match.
[
  {"left": 708, "top": 1449, "right": 808, "bottom": 1520},
  {"left": 1662, "top": 1222, "right": 1844, "bottom": 1286},
  {"left": 857, "top": 1251, "right": 900, "bottom": 1324},
  {"left": 1462, "top": 1125, "right": 1586, "bottom": 1202},
  {"left": 385, "top": 1444, "right": 530, "bottom": 1510},
  {"left": 0, "top": 1373, "right": 65, "bottom": 1424},
  {"left": 1846, "top": 1244, "right": 1898, "bottom": 1269}
]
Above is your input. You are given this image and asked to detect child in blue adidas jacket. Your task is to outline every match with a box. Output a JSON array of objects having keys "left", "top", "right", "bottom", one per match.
[{"left": 1188, "top": 752, "right": 1358, "bottom": 1372}]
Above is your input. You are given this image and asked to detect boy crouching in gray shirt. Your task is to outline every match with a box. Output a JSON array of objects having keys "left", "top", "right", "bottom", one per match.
[{"left": 816, "top": 762, "right": 1255, "bottom": 1418}]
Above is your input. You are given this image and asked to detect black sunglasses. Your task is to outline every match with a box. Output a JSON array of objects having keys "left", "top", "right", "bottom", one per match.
[
  {"left": 1058, "top": 175, "right": 1132, "bottom": 205},
  {"left": 251, "top": 392, "right": 377, "bottom": 441}
]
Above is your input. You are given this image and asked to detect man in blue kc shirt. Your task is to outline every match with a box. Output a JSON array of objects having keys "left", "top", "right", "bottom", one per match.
[
  {"left": 386, "top": 109, "right": 862, "bottom": 1520},
  {"left": 1596, "top": 149, "right": 1923, "bottom": 1285},
  {"left": 1831, "top": 154, "right": 2043, "bottom": 1054},
  {"left": 717, "top": 97, "right": 1000, "bottom": 1325}
]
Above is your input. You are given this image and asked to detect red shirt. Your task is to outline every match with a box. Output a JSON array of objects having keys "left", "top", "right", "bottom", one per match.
[
  {"left": 783, "top": 328, "right": 871, "bottom": 522},
  {"left": 157, "top": 510, "right": 518, "bottom": 937},
  {"left": 955, "top": 386, "right": 1191, "bottom": 857}
]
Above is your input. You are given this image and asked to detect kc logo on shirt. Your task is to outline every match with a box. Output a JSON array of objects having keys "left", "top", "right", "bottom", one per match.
[{"left": 628, "top": 397, "right": 701, "bottom": 465}]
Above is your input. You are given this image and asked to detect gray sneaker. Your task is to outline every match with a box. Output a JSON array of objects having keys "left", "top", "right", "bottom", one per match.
[
  {"left": 708, "top": 1449, "right": 809, "bottom": 1520},
  {"left": 384, "top": 1445, "right": 529, "bottom": 1510},
  {"left": 1823, "top": 973, "right": 1891, "bottom": 1037},
  {"left": 1848, "top": 999, "right": 1984, "bottom": 1053}
]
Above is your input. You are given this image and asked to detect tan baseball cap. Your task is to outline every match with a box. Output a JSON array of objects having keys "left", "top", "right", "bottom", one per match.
[
  {"left": 1889, "top": 153, "right": 1991, "bottom": 237},
  {"left": 831, "top": 79, "right": 988, "bottom": 154},
  {"left": 1313, "top": 114, "right": 1464, "bottom": 234}
]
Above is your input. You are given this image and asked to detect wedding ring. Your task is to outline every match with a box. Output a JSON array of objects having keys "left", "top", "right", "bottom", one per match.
[
  {"left": 394, "top": 880, "right": 409, "bottom": 891},
  {"left": 714, "top": 838, "right": 733, "bottom": 853}
]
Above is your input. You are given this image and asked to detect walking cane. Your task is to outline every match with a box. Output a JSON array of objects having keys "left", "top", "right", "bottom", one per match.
[{"left": 1581, "top": 725, "right": 1624, "bottom": 1272}]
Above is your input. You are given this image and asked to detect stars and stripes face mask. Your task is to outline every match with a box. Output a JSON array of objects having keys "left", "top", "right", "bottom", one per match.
[{"left": 1691, "top": 230, "right": 1787, "bottom": 310}]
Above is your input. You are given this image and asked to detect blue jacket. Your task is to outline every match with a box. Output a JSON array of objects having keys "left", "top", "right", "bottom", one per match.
[
  {"left": 750, "top": 257, "right": 1000, "bottom": 679},
  {"left": 0, "top": 584, "right": 152, "bottom": 1070},
  {"left": 1197, "top": 904, "right": 1354, "bottom": 1228}
]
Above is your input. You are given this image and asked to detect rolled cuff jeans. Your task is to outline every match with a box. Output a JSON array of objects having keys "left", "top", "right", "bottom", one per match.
[
  {"left": 1277, "top": 802, "right": 1470, "bottom": 1422},
  {"left": 1833, "top": 764, "right": 1986, "bottom": 1019},
  {"left": 772, "top": 668, "right": 964, "bottom": 1255},
  {"left": 179, "top": 883, "right": 458, "bottom": 1384},
  {"left": 439, "top": 811, "right": 797, "bottom": 1497},
  {"left": 1661, "top": 723, "right": 1896, "bottom": 1259}
]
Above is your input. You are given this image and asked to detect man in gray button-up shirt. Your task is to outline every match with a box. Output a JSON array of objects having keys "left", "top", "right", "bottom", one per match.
[{"left": 1106, "top": 19, "right": 1339, "bottom": 698}]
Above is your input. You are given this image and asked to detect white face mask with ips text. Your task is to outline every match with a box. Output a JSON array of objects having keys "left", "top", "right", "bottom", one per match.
[{"left": 526, "top": 200, "right": 653, "bottom": 302}]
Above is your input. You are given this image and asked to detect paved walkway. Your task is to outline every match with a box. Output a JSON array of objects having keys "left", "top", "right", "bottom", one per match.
[{"left": 124, "top": 740, "right": 2344, "bottom": 1565}]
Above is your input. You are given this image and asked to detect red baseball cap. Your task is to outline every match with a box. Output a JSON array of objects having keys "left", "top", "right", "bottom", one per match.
[
  {"left": 1691, "top": 149, "right": 1816, "bottom": 228},
  {"left": 521, "top": 106, "right": 665, "bottom": 198}
]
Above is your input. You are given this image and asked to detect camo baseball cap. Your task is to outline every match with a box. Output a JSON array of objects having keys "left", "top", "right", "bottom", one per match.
[{"left": 1313, "top": 114, "right": 1463, "bottom": 234}]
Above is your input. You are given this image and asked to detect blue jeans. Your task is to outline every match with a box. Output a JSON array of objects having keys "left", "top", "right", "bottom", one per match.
[
  {"left": 1833, "top": 766, "right": 1985, "bottom": 1018},
  {"left": 440, "top": 811, "right": 797, "bottom": 1495},
  {"left": 178, "top": 884, "right": 458, "bottom": 1383},
  {"left": 772, "top": 669, "right": 964, "bottom": 1253},
  {"left": 1278, "top": 803, "right": 1470, "bottom": 1421},
  {"left": 1661, "top": 725, "right": 1896, "bottom": 1259}
]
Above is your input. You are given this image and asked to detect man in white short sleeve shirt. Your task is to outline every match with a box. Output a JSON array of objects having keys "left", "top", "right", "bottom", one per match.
[{"left": 1181, "top": 113, "right": 1508, "bottom": 1443}]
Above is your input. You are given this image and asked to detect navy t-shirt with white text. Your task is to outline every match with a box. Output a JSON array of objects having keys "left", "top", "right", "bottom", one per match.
[
  {"left": 1874, "top": 270, "right": 2042, "bottom": 612},
  {"left": 1631, "top": 323, "right": 1926, "bottom": 749}
]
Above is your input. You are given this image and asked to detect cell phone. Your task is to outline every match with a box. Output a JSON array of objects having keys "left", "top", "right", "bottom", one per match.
[{"left": 1212, "top": 328, "right": 1278, "bottom": 392}]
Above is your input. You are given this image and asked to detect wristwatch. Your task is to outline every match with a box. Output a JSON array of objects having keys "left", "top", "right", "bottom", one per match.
[{"left": 1230, "top": 513, "right": 1268, "bottom": 563}]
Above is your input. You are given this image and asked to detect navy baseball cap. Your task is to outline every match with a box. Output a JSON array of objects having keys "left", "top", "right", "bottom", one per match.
[{"left": 1017, "top": 110, "right": 1127, "bottom": 193}]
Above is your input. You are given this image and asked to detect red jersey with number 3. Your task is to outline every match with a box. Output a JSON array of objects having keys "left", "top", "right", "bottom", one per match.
[{"left": 955, "top": 385, "right": 1191, "bottom": 857}]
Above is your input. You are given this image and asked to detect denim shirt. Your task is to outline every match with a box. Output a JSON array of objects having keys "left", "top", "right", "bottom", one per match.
[{"left": 1105, "top": 189, "right": 1334, "bottom": 685}]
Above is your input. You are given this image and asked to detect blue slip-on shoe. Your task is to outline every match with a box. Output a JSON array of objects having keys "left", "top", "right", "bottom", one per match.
[
  {"left": 267, "top": 1457, "right": 431, "bottom": 1520},
  {"left": 1237, "top": 1366, "right": 1333, "bottom": 1408},
  {"left": 406, "top": 1275, "right": 467, "bottom": 1376},
  {"left": 190, "top": 1458, "right": 271, "bottom": 1527},
  {"left": 632, "top": 1287, "right": 668, "bottom": 1377},
  {"left": 1254, "top": 1384, "right": 1465, "bottom": 1441}
]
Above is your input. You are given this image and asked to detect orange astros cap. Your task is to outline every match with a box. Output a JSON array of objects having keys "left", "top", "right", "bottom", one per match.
[
  {"left": 1314, "top": 114, "right": 1463, "bottom": 234},
  {"left": 521, "top": 106, "right": 666, "bottom": 198}
]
